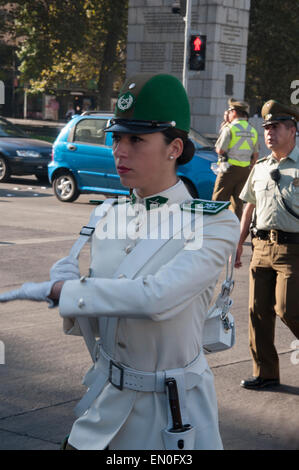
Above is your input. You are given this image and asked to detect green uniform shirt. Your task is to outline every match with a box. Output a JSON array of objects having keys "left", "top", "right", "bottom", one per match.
[{"left": 240, "top": 145, "right": 299, "bottom": 232}]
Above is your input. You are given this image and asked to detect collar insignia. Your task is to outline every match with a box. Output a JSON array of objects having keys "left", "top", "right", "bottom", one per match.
[{"left": 130, "top": 194, "right": 168, "bottom": 210}]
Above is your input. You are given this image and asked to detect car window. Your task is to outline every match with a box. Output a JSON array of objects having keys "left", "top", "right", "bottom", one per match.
[
  {"left": 189, "top": 128, "right": 214, "bottom": 150},
  {"left": 0, "top": 118, "right": 27, "bottom": 138},
  {"left": 74, "top": 118, "right": 107, "bottom": 145}
]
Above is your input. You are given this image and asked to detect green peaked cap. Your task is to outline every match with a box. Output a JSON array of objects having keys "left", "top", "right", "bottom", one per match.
[{"left": 113, "top": 73, "right": 190, "bottom": 133}]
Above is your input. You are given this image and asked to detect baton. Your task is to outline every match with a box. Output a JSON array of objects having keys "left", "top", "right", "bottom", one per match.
[{"left": 165, "top": 377, "right": 191, "bottom": 433}]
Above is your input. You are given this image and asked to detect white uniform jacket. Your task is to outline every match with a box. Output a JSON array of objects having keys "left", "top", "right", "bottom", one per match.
[{"left": 59, "top": 181, "right": 240, "bottom": 450}]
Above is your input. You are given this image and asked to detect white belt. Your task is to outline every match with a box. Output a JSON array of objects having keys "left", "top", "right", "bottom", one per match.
[{"left": 74, "top": 346, "right": 208, "bottom": 417}]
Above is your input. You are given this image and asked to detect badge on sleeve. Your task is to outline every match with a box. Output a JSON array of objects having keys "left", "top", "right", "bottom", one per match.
[
  {"left": 292, "top": 177, "right": 299, "bottom": 187},
  {"left": 181, "top": 199, "right": 230, "bottom": 214}
]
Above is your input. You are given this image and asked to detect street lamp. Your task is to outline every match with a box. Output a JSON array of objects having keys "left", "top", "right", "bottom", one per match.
[
  {"left": 172, "top": 0, "right": 192, "bottom": 93},
  {"left": 182, "top": 0, "right": 192, "bottom": 93}
]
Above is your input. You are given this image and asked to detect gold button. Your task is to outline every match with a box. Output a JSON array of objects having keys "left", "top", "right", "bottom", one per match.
[
  {"left": 125, "top": 245, "right": 132, "bottom": 254},
  {"left": 78, "top": 298, "right": 85, "bottom": 308}
]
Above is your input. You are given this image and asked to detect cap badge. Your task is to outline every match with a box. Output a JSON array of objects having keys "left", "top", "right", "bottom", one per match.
[
  {"left": 265, "top": 113, "right": 272, "bottom": 120},
  {"left": 117, "top": 92, "right": 135, "bottom": 111}
]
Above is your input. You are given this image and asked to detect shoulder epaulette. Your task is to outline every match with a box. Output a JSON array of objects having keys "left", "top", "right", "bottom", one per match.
[
  {"left": 256, "top": 157, "right": 268, "bottom": 164},
  {"left": 181, "top": 199, "right": 230, "bottom": 215}
]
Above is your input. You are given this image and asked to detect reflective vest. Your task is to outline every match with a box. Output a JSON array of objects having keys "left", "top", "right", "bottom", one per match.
[{"left": 227, "top": 120, "right": 258, "bottom": 167}]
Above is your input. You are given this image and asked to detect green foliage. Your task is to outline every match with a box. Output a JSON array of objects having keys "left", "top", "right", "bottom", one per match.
[
  {"left": 4, "top": 0, "right": 297, "bottom": 113},
  {"left": 245, "top": 0, "right": 299, "bottom": 112},
  {"left": 2, "top": 0, "right": 128, "bottom": 107},
  {"left": 0, "top": 3, "right": 15, "bottom": 81}
]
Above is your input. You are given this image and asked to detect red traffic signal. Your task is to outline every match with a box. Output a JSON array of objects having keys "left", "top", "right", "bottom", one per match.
[
  {"left": 189, "top": 35, "right": 206, "bottom": 71},
  {"left": 193, "top": 36, "right": 202, "bottom": 51}
]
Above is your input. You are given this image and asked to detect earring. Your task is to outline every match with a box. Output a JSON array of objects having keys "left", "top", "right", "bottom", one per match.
[{"left": 169, "top": 155, "right": 174, "bottom": 160}]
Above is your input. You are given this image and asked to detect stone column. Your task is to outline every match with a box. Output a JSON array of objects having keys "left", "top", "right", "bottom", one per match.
[{"left": 127, "top": 0, "right": 251, "bottom": 136}]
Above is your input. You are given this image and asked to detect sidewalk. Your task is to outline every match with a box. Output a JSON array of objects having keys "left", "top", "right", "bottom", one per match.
[{"left": 8, "top": 118, "right": 65, "bottom": 129}]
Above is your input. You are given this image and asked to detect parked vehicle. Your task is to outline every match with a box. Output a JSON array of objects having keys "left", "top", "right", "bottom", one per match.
[
  {"left": 48, "top": 112, "right": 217, "bottom": 202},
  {"left": 0, "top": 117, "right": 52, "bottom": 182}
]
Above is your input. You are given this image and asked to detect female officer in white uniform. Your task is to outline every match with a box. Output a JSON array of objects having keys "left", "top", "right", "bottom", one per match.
[{"left": 0, "top": 73, "right": 239, "bottom": 450}]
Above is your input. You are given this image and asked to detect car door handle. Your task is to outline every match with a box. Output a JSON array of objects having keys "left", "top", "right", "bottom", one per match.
[{"left": 67, "top": 144, "right": 77, "bottom": 151}]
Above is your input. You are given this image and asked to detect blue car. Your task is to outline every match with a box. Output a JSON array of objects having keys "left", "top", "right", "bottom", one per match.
[
  {"left": 48, "top": 112, "right": 217, "bottom": 202},
  {"left": 0, "top": 116, "right": 52, "bottom": 182}
]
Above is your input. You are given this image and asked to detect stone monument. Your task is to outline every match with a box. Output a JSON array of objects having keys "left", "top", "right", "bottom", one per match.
[{"left": 127, "top": 0, "right": 251, "bottom": 136}]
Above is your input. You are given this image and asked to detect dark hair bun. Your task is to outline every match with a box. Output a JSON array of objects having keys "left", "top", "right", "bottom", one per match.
[
  {"left": 177, "top": 138, "right": 195, "bottom": 165},
  {"left": 162, "top": 128, "right": 195, "bottom": 166}
]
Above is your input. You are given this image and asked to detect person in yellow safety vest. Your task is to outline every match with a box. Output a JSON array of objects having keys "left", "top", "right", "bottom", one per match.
[{"left": 212, "top": 98, "right": 259, "bottom": 220}]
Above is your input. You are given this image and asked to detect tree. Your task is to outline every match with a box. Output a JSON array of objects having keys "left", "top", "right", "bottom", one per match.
[
  {"left": 2, "top": 0, "right": 128, "bottom": 108},
  {"left": 91, "top": 0, "right": 128, "bottom": 109},
  {"left": 245, "top": 0, "right": 299, "bottom": 113}
]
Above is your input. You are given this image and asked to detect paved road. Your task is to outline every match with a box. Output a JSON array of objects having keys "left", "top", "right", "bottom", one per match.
[{"left": 0, "top": 177, "right": 298, "bottom": 450}]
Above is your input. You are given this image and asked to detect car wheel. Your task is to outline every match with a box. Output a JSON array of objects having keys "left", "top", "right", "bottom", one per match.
[
  {"left": 180, "top": 177, "right": 198, "bottom": 198},
  {"left": 53, "top": 172, "right": 80, "bottom": 202},
  {"left": 0, "top": 156, "right": 11, "bottom": 182}
]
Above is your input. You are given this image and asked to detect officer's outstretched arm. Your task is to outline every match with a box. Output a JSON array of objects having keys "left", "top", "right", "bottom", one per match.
[{"left": 0, "top": 255, "right": 80, "bottom": 305}]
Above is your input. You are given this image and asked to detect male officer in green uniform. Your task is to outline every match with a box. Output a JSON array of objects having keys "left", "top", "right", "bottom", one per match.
[
  {"left": 235, "top": 100, "right": 299, "bottom": 389},
  {"left": 212, "top": 98, "right": 259, "bottom": 220}
]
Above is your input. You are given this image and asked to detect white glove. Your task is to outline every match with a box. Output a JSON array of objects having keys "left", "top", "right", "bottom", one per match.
[
  {"left": 0, "top": 281, "right": 55, "bottom": 303},
  {"left": 0, "top": 255, "right": 80, "bottom": 305},
  {"left": 50, "top": 255, "right": 80, "bottom": 282}
]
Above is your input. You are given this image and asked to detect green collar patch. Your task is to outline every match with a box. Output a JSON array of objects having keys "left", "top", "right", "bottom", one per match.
[
  {"left": 181, "top": 199, "right": 230, "bottom": 214},
  {"left": 130, "top": 194, "right": 168, "bottom": 210}
]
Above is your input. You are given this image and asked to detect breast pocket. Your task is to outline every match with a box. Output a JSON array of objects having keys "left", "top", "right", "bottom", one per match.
[
  {"left": 291, "top": 182, "right": 299, "bottom": 211},
  {"left": 292, "top": 184, "right": 299, "bottom": 195},
  {"left": 280, "top": 179, "right": 299, "bottom": 214},
  {"left": 254, "top": 180, "right": 268, "bottom": 194}
]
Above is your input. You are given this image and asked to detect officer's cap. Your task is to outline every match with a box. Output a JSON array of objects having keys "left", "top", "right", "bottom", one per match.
[
  {"left": 227, "top": 98, "right": 249, "bottom": 114},
  {"left": 105, "top": 73, "right": 190, "bottom": 134},
  {"left": 261, "top": 100, "right": 299, "bottom": 127}
]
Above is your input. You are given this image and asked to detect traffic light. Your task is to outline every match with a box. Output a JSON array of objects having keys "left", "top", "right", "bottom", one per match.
[{"left": 189, "top": 35, "right": 206, "bottom": 71}]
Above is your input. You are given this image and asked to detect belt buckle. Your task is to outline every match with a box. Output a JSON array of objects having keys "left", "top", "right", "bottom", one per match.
[
  {"left": 270, "top": 229, "right": 278, "bottom": 243},
  {"left": 109, "top": 360, "right": 124, "bottom": 390}
]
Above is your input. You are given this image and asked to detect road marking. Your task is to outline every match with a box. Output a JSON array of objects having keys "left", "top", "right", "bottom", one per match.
[{"left": 0, "top": 236, "right": 77, "bottom": 246}]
